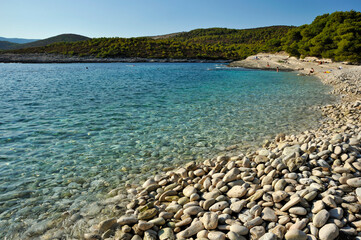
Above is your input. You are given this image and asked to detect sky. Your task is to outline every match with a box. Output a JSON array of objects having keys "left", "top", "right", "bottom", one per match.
[{"left": 1, "top": 0, "right": 360, "bottom": 39}]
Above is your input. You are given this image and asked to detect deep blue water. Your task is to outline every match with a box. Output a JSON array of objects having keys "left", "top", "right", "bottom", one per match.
[{"left": 0, "top": 63, "right": 334, "bottom": 237}]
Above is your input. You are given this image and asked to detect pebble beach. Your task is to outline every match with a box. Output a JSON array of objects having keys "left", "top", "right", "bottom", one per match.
[{"left": 58, "top": 54, "right": 361, "bottom": 240}]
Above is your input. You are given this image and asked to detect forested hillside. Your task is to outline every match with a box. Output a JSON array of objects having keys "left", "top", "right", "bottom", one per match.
[
  {"left": 5, "top": 26, "right": 291, "bottom": 60},
  {"left": 0, "top": 34, "right": 90, "bottom": 50},
  {"left": 283, "top": 10, "right": 361, "bottom": 62},
  {"left": 0, "top": 41, "right": 19, "bottom": 50},
  {"left": 3, "top": 11, "right": 361, "bottom": 62},
  {"left": 10, "top": 34, "right": 90, "bottom": 50}
]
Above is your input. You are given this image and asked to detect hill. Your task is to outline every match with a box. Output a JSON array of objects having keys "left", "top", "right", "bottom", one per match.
[
  {"left": 171, "top": 26, "right": 290, "bottom": 44},
  {"left": 6, "top": 26, "right": 292, "bottom": 60},
  {"left": 0, "top": 37, "right": 39, "bottom": 44},
  {"left": 149, "top": 32, "right": 183, "bottom": 39},
  {"left": 282, "top": 10, "right": 361, "bottom": 62},
  {"left": 3, "top": 11, "right": 361, "bottom": 62},
  {"left": 0, "top": 41, "right": 19, "bottom": 50},
  {"left": 10, "top": 34, "right": 90, "bottom": 50},
  {"left": 0, "top": 34, "right": 90, "bottom": 50}
]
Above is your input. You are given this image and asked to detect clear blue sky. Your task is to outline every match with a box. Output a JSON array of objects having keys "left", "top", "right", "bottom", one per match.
[{"left": 1, "top": 0, "right": 360, "bottom": 39}]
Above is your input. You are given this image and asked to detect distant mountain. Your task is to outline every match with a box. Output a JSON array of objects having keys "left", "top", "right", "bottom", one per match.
[
  {"left": 0, "top": 41, "right": 19, "bottom": 50},
  {"left": 0, "top": 34, "right": 91, "bottom": 50},
  {"left": 0, "top": 37, "right": 39, "bottom": 44},
  {"left": 11, "top": 34, "right": 90, "bottom": 50}
]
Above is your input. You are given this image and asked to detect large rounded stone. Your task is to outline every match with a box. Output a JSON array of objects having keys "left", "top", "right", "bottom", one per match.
[
  {"left": 274, "top": 180, "right": 287, "bottom": 191},
  {"left": 319, "top": 223, "right": 339, "bottom": 240},
  {"left": 98, "top": 218, "right": 117, "bottom": 233},
  {"left": 183, "top": 186, "right": 197, "bottom": 197},
  {"left": 270, "top": 225, "right": 286, "bottom": 239},
  {"left": 227, "top": 231, "right": 243, "bottom": 240},
  {"left": 230, "top": 224, "right": 248, "bottom": 235},
  {"left": 209, "top": 201, "right": 229, "bottom": 211},
  {"left": 138, "top": 221, "right": 154, "bottom": 231},
  {"left": 284, "top": 229, "right": 307, "bottom": 240},
  {"left": 230, "top": 200, "right": 246, "bottom": 213},
  {"left": 158, "top": 228, "right": 175, "bottom": 240},
  {"left": 117, "top": 215, "right": 138, "bottom": 225},
  {"left": 183, "top": 206, "right": 203, "bottom": 216},
  {"left": 262, "top": 207, "right": 277, "bottom": 222},
  {"left": 259, "top": 232, "right": 277, "bottom": 240},
  {"left": 322, "top": 195, "right": 337, "bottom": 208},
  {"left": 200, "top": 212, "right": 218, "bottom": 230},
  {"left": 165, "top": 204, "right": 182, "bottom": 213},
  {"left": 208, "top": 231, "right": 226, "bottom": 240},
  {"left": 311, "top": 200, "right": 325, "bottom": 214},
  {"left": 148, "top": 217, "right": 165, "bottom": 226},
  {"left": 138, "top": 208, "right": 158, "bottom": 220},
  {"left": 227, "top": 185, "right": 247, "bottom": 198},
  {"left": 289, "top": 207, "right": 307, "bottom": 215},
  {"left": 223, "top": 168, "right": 240, "bottom": 183},
  {"left": 330, "top": 134, "right": 343, "bottom": 144},
  {"left": 176, "top": 220, "right": 204, "bottom": 239},
  {"left": 356, "top": 188, "right": 361, "bottom": 198},
  {"left": 250, "top": 226, "right": 265, "bottom": 240},
  {"left": 313, "top": 209, "right": 329, "bottom": 228},
  {"left": 347, "top": 178, "right": 361, "bottom": 188},
  {"left": 272, "top": 191, "right": 288, "bottom": 203}
]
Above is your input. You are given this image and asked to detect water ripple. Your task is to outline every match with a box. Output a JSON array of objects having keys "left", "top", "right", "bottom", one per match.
[{"left": 0, "top": 63, "right": 335, "bottom": 238}]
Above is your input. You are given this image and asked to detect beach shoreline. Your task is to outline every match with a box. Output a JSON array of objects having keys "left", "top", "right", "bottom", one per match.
[
  {"left": 75, "top": 54, "right": 361, "bottom": 240},
  {"left": 18, "top": 53, "right": 361, "bottom": 240}
]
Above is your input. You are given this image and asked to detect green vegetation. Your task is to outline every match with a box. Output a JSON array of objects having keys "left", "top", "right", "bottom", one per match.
[
  {"left": 5, "top": 26, "right": 291, "bottom": 60},
  {"left": 283, "top": 10, "right": 361, "bottom": 62},
  {"left": 0, "top": 41, "right": 19, "bottom": 50},
  {"left": 0, "top": 34, "right": 90, "bottom": 50},
  {"left": 17, "top": 34, "right": 90, "bottom": 49},
  {"left": 3, "top": 11, "right": 361, "bottom": 62}
]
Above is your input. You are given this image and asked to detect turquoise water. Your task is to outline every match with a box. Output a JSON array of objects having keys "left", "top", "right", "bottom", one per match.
[{"left": 0, "top": 63, "right": 334, "bottom": 238}]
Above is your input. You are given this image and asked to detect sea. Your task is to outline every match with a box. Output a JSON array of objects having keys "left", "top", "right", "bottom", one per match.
[{"left": 0, "top": 62, "right": 335, "bottom": 238}]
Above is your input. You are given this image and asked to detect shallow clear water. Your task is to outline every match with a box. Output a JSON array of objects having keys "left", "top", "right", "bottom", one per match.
[{"left": 0, "top": 63, "right": 334, "bottom": 238}]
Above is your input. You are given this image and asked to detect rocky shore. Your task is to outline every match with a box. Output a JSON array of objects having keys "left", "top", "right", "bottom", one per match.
[
  {"left": 15, "top": 53, "right": 356, "bottom": 240},
  {"left": 228, "top": 52, "right": 351, "bottom": 73},
  {"left": 75, "top": 53, "right": 361, "bottom": 240},
  {"left": 0, "top": 53, "right": 230, "bottom": 63}
]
